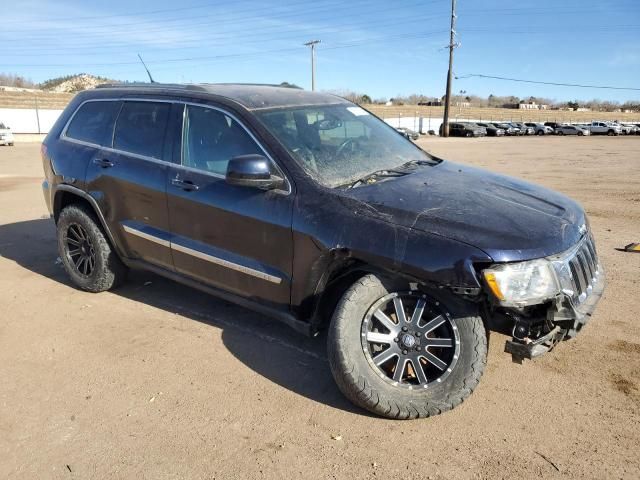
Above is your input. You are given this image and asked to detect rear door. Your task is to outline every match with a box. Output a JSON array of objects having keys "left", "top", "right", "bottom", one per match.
[
  {"left": 165, "top": 102, "right": 294, "bottom": 307},
  {"left": 85, "top": 99, "right": 178, "bottom": 270}
]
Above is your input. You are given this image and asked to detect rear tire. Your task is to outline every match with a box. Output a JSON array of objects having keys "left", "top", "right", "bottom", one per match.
[
  {"left": 57, "top": 204, "right": 127, "bottom": 292},
  {"left": 537, "top": 130, "right": 544, "bottom": 136},
  {"left": 607, "top": 130, "right": 614, "bottom": 136},
  {"left": 328, "top": 274, "right": 487, "bottom": 419}
]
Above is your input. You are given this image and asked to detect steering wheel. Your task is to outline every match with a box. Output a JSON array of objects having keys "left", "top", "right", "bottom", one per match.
[{"left": 335, "top": 138, "right": 357, "bottom": 158}]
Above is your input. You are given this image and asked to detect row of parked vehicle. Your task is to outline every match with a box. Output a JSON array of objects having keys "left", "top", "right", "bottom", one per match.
[{"left": 435, "top": 120, "right": 640, "bottom": 138}]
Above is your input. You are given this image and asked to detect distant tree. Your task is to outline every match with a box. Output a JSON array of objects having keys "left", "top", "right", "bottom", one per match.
[
  {"left": 279, "top": 81, "right": 301, "bottom": 89},
  {"left": 0, "top": 73, "right": 36, "bottom": 88},
  {"left": 360, "top": 94, "right": 372, "bottom": 104},
  {"left": 566, "top": 100, "right": 580, "bottom": 111}
]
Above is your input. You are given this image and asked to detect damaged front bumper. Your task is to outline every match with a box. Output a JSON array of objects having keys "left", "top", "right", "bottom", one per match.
[
  {"left": 502, "top": 232, "right": 606, "bottom": 362},
  {"left": 504, "top": 272, "right": 605, "bottom": 362}
]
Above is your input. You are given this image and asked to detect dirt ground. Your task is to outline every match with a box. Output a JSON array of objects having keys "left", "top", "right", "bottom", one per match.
[{"left": 1, "top": 137, "right": 639, "bottom": 479}]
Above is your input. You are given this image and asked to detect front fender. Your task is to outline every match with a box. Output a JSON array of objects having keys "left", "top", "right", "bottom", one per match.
[{"left": 290, "top": 207, "right": 492, "bottom": 322}]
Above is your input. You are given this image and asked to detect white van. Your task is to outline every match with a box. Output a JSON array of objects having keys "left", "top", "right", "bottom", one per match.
[{"left": 0, "top": 122, "right": 15, "bottom": 146}]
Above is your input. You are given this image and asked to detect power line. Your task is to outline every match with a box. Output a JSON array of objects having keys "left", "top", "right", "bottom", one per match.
[
  {"left": 0, "top": 31, "right": 446, "bottom": 69},
  {"left": 4, "top": 0, "right": 368, "bottom": 39},
  {"left": 3, "top": 0, "right": 446, "bottom": 39},
  {"left": 5, "top": 0, "right": 216, "bottom": 24},
  {"left": 457, "top": 74, "right": 640, "bottom": 91},
  {"left": 4, "top": 9, "right": 446, "bottom": 55}
]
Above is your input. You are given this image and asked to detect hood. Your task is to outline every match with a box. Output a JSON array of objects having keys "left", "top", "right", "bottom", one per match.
[{"left": 344, "top": 161, "right": 586, "bottom": 262}]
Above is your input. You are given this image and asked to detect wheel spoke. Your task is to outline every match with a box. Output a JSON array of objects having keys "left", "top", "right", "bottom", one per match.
[
  {"left": 410, "top": 357, "right": 428, "bottom": 385},
  {"left": 373, "top": 309, "right": 398, "bottom": 333},
  {"left": 88, "top": 256, "right": 95, "bottom": 273},
  {"left": 421, "top": 351, "right": 448, "bottom": 371},
  {"left": 393, "top": 297, "right": 408, "bottom": 324},
  {"left": 366, "top": 331, "right": 394, "bottom": 344},
  {"left": 70, "top": 225, "right": 84, "bottom": 241},
  {"left": 423, "top": 337, "right": 453, "bottom": 348},
  {"left": 74, "top": 255, "right": 83, "bottom": 269},
  {"left": 68, "top": 248, "right": 81, "bottom": 257},
  {"left": 410, "top": 298, "right": 426, "bottom": 326},
  {"left": 373, "top": 348, "right": 398, "bottom": 367},
  {"left": 67, "top": 238, "right": 80, "bottom": 247},
  {"left": 392, "top": 357, "right": 407, "bottom": 382},
  {"left": 81, "top": 257, "right": 89, "bottom": 275},
  {"left": 420, "top": 314, "right": 446, "bottom": 334}
]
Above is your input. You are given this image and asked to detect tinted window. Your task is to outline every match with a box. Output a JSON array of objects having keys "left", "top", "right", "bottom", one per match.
[
  {"left": 65, "top": 101, "right": 121, "bottom": 146},
  {"left": 113, "top": 101, "right": 170, "bottom": 159},
  {"left": 182, "top": 105, "right": 262, "bottom": 175}
]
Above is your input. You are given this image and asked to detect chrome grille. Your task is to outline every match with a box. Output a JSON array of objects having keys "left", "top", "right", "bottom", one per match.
[{"left": 551, "top": 234, "right": 602, "bottom": 305}]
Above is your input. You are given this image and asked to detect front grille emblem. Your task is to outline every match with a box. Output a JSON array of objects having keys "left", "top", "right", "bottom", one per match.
[{"left": 578, "top": 224, "right": 588, "bottom": 235}]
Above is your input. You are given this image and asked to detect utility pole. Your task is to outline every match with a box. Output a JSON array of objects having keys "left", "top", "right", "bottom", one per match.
[
  {"left": 442, "top": 0, "right": 457, "bottom": 137},
  {"left": 304, "top": 40, "right": 321, "bottom": 91}
]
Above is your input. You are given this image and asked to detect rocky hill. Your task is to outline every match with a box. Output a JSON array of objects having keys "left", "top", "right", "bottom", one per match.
[{"left": 40, "top": 73, "right": 116, "bottom": 93}]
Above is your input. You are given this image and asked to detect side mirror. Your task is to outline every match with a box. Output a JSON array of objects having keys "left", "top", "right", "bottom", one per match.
[{"left": 226, "top": 154, "right": 285, "bottom": 191}]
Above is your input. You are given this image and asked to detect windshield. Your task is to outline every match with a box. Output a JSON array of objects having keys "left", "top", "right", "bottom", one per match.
[{"left": 255, "top": 104, "right": 435, "bottom": 188}]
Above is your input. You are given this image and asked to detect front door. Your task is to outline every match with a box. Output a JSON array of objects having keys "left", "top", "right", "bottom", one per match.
[{"left": 166, "top": 103, "right": 293, "bottom": 307}]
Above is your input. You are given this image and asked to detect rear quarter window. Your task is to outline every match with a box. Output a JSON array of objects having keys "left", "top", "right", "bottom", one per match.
[
  {"left": 65, "top": 100, "right": 121, "bottom": 146},
  {"left": 113, "top": 101, "right": 171, "bottom": 160}
]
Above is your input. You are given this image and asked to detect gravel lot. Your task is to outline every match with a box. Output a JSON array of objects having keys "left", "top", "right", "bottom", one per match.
[{"left": 1, "top": 137, "right": 639, "bottom": 479}]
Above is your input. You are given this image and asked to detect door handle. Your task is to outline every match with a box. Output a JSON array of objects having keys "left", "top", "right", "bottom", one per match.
[
  {"left": 93, "top": 158, "right": 114, "bottom": 168},
  {"left": 171, "top": 178, "right": 200, "bottom": 191}
]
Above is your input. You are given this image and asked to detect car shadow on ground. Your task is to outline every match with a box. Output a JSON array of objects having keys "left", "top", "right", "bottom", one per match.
[{"left": 0, "top": 218, "right": 370, "bottom": 416}]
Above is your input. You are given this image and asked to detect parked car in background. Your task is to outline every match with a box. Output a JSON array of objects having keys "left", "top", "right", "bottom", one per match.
[
  {"left": 589, "top": 121, "right": 621, "bottom": 136},
  {"left": 42, "top": 82, "right": 606, "bottom": 419},
  {"left": 619, "top": 124, "right": 636, "bottom": 135},
  {"left": 492, "top": 123, "right": 518, "bottom": 136},
  {"left": 395, "top": 127, "right": 420, "bottom": 140},
  {"left": 507, "top": 123, "right": 524, "bottom": 135},
  {"left": 513, "top": 122, "right": 534, "bottom": 135},
  {"left": 555, "top": 124, "right": 590, "bottom": 136},
  {"left": 476, "top": 122, "right": 505, "bottom": 137},
  {"left": 525, "top": 122, "right": 554, "bottom": 135},
  {"left": 0, "top": 122, "right": 14, "bottom": 146},
  {"left": 439, "top": 122, "right": 487, "bottom": 137},
  {"left": 544, "top": 122, "right": 561, "bottom": 132}
]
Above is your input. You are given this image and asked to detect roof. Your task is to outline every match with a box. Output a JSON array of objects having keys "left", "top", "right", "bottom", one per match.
[{"left": 95, "top": 82, "right": 347, "bottom": 110}]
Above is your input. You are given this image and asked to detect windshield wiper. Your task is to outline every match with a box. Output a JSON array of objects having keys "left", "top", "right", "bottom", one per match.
[{"left": 342, "top": 169, "right": 407, "bottom": 189}]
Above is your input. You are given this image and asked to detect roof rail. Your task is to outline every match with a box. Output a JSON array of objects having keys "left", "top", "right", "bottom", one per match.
[
  {"left": 95, "top": 82, "right": 302, "bottom": 90},
  {"left": 95, "top": 82, "right": 209, "bottom": 92}
]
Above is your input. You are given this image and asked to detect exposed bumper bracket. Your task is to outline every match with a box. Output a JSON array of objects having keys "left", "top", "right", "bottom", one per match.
[{"left": 504, "top": 326, "right": 566, "bottom": 364}]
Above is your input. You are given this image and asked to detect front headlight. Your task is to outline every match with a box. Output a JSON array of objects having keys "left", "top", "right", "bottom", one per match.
[{"left": 482, "top": 259, "right": 559, "bottom": 306}]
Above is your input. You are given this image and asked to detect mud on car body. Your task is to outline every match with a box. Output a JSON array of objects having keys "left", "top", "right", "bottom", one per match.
[{"left": 41, "top": 83, "right": 605, "bottom": 419}]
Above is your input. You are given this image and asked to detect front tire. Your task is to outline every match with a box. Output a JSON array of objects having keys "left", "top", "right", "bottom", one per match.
[
  {"left": 328, "top": 274, "right": 487, "bottom": 419},
  {"left": 57, "top": 204, "right": 127, "bottom": 292}
]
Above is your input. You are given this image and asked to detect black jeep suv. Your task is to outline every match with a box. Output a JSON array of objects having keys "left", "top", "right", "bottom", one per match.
[{"left": 42, "top": 84, "right": 605, "bottom": 419}]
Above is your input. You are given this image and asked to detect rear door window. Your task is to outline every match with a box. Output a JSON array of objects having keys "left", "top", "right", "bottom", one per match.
[
  {"left": 65, "top": 100, "right": 121, "bottom": 147},
  {"left": 113, "top": 101, "right": 171, "bottom": 160}
]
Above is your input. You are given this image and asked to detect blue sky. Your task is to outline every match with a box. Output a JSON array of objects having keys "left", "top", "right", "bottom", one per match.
[{"left": 2, "top": 0, "right": 639, "bottom": 102}]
